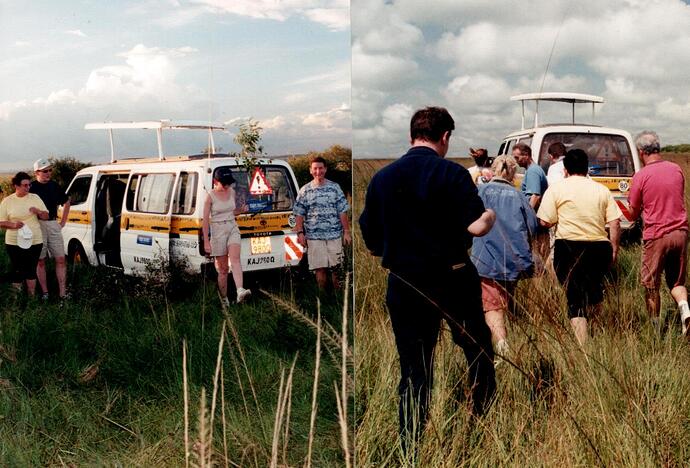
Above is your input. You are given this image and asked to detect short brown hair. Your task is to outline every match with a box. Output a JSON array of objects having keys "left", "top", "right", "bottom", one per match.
[
  {"left": 310, "top": 156, "right": 327, "bottom": 166},
  {"left": 513, "top": 142, "right": 531, "bottom": 157},
  {"left": 410, "top": 107, "right": 455, "bottom": 143},
  {"left": 548, "top": 142, "right": 566, "bottom": 158}
]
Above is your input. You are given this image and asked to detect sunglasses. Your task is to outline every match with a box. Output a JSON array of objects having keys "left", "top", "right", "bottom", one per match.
[{"left": 37, "top": 168, "right": 52, "bottom": 173}]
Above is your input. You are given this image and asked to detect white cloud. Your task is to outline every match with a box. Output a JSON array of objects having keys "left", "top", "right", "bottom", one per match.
[
  {"left": 187, "top": 0, "right": 350, "bottom": 30},
  {"left": 353, "top": 0, "right": 690, "bottom": 156},
  {"left": 0, "top": 44, "right": 200, "bottom": 121},
  {"left": 65, "top": 29, "right": 87, "bottom": 38},
  {"left": 14, "top": 40, "right": 30, "bottom": 47},
  {"left": 352, "top": 43, "right": 419, "bottom": 91}
]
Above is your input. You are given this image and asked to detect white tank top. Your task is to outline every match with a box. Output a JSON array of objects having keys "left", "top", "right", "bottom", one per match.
[{"left": 209, "top": 190, "right": 236, "bottom": 223}]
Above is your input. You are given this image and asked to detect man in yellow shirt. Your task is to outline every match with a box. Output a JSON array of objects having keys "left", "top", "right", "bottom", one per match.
[{"left": 537, "top": 149, "right": 622, "bottom": 345}]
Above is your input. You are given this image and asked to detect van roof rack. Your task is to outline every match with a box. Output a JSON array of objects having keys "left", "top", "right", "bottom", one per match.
[
  {"left": 85, "top": 120, "right": 228, "bottom": 162},
  {"left": 510, "top": 92, "right": 605, "bottom": 130}
]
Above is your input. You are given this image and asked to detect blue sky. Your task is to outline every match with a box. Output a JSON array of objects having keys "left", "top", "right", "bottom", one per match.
[
  {"left": 0, "top": 0, "right": 350, "bottom": 170},
  {"left": 353, "top": 0, "right": 690, "bottom": 158}
]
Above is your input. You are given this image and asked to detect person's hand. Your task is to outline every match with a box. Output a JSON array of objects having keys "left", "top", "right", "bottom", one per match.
[
  {"left": 13, "top": 221, "right": 24, "bottom": 229},
  {"left": 60, "top": 220, "right": 66, "bottom": 228},
  {"left": 297, "top": 232, "right": 307, "bottom": 248},
  {"left": 343, "top": 231, "right": 352, "bottom": 246},
  {"left": 29, "top": 207, "right": 41, "bottom": 215},
  {"left": 204, "top": 239, "right": 211, "bottom": 255}
]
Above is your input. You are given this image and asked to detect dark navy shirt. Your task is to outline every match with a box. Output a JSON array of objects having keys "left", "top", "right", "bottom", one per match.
[
  {"left": 30, "top": 180, "right": 69, "bottom": 220},
  {"left": 359, "top": 146, "right": 485, "bottom": 276}
]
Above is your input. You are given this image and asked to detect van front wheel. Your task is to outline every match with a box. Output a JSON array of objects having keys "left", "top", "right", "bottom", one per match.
[{"left": 68, "top": 242, "right": 89, "bottom": 266}]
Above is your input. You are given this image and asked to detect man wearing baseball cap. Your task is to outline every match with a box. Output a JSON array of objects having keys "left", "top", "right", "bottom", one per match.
[{"left": 30, "top": 158, "right": 71, "bottom": 300}]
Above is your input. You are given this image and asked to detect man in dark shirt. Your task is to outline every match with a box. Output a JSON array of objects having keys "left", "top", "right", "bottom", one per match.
[
  {"left": 359, "top": 106, "right": 496, "bottom": 454},
  {"left": 30, "top": 158, "right": 71, "bottom": 300}
]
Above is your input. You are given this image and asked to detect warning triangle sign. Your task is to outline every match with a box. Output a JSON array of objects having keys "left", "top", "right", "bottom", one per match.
[{"left": 249, "top": 167, "right": 273, "bottom": 195}]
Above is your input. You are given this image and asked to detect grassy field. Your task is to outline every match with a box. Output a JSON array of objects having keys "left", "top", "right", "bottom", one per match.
[
  {"left": 0, "top": 233, "right": 352, "bottom": 466},
  {"left": 354, "top": 155, "right": 690, "bottom": 466}
]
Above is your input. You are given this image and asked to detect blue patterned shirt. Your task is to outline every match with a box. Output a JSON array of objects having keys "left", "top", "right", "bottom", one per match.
[{"left": 294, "top": 179, "right": 349, "bottom": 240}]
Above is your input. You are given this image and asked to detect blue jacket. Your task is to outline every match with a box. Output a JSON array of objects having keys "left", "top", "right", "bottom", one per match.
[{"left": 471, "top": 179, "right": 538, "bottom": 281}]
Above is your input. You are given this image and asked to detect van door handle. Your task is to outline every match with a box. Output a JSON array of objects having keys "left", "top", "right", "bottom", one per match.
[
  {"left": 124, "top": 217, "right": 130, "bottom": 230},
  {"left": 151, "top": 226, "right": 168, "bottom": 231},
  {"left": 179, "top": 227, "right": 199, "bottom": 232}
]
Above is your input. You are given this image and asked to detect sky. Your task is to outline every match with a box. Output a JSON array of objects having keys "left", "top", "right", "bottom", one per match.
[
  {"left": 352, "top": 0, "right": 690, "bottom": 158},
  {"left": 0, "top": 0, "right": 350, "bottom": 171}
]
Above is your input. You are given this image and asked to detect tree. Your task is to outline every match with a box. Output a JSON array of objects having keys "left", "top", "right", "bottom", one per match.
[
  {"left": 48, "top": 156, "right": 91, "bottom": 189},
  {"left": 288, "top": 146, "right": 352, "bottom": 195},
  {"left": 229, "top": 119, "right": 269, "bottom": 170}
]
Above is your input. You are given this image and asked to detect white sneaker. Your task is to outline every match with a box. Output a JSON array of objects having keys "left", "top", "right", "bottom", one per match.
[
  {"left": 220, "top": 296, "right": 230, "bottom": 310},
  {"left": 680, "top": 305, "right": 690, "bottom": 337},
  {"left": 236, "top": 288, "right": 251, "bottom": 304}
]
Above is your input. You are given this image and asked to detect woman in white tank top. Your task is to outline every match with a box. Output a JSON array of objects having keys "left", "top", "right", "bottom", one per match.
[{"left": 202, "top": 168, "right": 251, "bottom": 309}]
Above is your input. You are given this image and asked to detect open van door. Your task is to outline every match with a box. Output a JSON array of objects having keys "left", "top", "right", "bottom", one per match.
[{"left": 120, "top": 171, "right": 175, "bottom": 275}]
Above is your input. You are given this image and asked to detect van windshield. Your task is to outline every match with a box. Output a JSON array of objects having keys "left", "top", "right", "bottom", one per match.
[
  {"left": 538, "top": 133, "right": 635, "bottom": 176},
  {"left": 215, "top": 165, "right": 296, "bottom": 213}
]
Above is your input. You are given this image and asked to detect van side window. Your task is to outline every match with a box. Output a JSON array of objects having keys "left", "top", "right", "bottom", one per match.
[
  {"left": 130, "top": 173, "right": 175, "bottom": 214},
  {"left": 173, "top": 172, "right": 198, "bottom": 215},
  {"left": 67, "top": 175, "right": 92, "bottom": 205},
  {"left": 224, "top": 166, "right": 296, "bottom": 213},
  {"left": 126, "top": 175, "right": 139, "bottom": 211}
]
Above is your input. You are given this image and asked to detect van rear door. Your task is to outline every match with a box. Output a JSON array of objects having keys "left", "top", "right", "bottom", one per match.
[{"left": 120, "top": 171, "right": 175, "bottom": 275}]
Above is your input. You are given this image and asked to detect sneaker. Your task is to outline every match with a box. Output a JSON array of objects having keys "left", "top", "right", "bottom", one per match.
[
  {"left": 236, "top": 287, "right": 251, "bottom": 304},
  {"left": 41, "top": 293, "right": 49, "bottom": 301},
  {"left": 220, "top": 296, "right": 230, "bottom": 310},
  {"left": 59, "top": 292, "right": 72, "bottom": 301},
  {"left": 680, "top": 304, "right": 690, "bottom": 336}
]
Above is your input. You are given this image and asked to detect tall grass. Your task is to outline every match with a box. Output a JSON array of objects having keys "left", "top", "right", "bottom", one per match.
[
  {"left": 0, "top": 235, "right": 351, "bottom": 466},
  {"left": 354, "top": 158, "right": 690, "bottom": 466}
]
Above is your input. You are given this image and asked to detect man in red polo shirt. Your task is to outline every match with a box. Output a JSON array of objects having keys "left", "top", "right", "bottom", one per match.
[{"left": 628, "top": 130, "right": 690, "bottom": 335}]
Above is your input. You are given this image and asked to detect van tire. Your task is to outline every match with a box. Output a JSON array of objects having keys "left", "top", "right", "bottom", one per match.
[{"left": 68, "top": 241, "right": 89, "bottom": 266}]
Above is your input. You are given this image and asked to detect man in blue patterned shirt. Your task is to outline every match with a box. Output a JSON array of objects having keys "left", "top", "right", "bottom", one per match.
[{"left": 293, "top": 156, "right": 351, "bottom": 290}]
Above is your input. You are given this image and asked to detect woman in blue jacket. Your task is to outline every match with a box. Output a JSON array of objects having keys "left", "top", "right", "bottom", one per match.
[{"left": 471, "top": 155, "right": 538, "bottom": 361}]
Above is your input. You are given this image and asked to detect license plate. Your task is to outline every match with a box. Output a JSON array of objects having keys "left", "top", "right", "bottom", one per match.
[{"left": 250, "top": 236, "right": 272, "bottom": 255}]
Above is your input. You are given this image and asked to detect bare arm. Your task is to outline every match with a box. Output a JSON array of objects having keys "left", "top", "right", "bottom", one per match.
[
  {"left": 60, "top": 199, "right": 71, "bottom": 227},
  {"left": 467, "top": 209, "right": 495, "bottom": 237},
  {"left": 202, "top": 195, "right": 212, "bottom": 255},
  {"left": 295, "top": 215, "right": 307, "bottom": 247},
  {"left": 608, "top": 218, "right": 621, "bottom": 263},
  {"left": 529, "top": 194, "right": 542, "bottom": 210},
  {"left": 0, "top": 220, "right": 24, "bottom": 229},
  {"left": 539, "top": 219, "right": 555, "bottom": 228},
  {"left": 340, "top": 212, "right": 351, "bottom": 245},
  {"left": 29, "top": 206, "right": 49, "bottom": 220}
]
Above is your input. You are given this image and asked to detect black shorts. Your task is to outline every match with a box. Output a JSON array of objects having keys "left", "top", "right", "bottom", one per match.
[
  {"left": 5, "top": 243, "right": 43, "bottom": 283},
  {"left": 554, "top": 239, "right": 612, "bottom": 318}
]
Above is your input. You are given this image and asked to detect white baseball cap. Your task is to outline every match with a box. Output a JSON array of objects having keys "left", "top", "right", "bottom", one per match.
[
  {"left": 17, "top": 225, "right": 33, "bottom": 249},
  {"left": 33, "top": 158, "right": 51, "bottom": 172}
]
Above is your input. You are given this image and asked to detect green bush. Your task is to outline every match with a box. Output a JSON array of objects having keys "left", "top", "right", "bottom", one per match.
[
  {"left": 288, "top": 145, "right": 352, "bottom": 196},
  {"left": 47, "top": 156, "right": 91, "bottom": 190}
]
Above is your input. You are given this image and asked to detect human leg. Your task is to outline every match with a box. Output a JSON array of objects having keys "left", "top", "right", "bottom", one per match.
[
  {"left": 214, "top": 256, "right": 229, "bottom": 298},
  {"left": 445, "top": 268, "right": 496, "bottom": 416},
  {"left": 55, "top": 256, "right": 67, "bottom": 297},
  {"left": 229, "top": 243, "right": 251, "bottom": 303},
  {"left": 314, "top": 268, "right": 328, "bottom": 290},
  {"left": 663, "top": 230, "right": 690, "bottom": 334},
  {"left": 36, "top": 258, "right": 48, "bottom": 295},
  {"left": 24, "top": 244, "right": 43, "bottom": 297},
  {"left": 386, "top": 272, "right": 440, "bottom": 452}
]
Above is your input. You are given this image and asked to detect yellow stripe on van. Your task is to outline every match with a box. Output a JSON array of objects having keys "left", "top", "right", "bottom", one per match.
[
  {"left": 171, "top": 217, "right": 202, "bottom": 235},
  {"left": 237, "top": 212, "right": 292, "bottom": 233},
  {"left": 591, "top": 176, "right": 632, "bottom": 192},
  {"left": 123, "top": 213, "right": 171, "bottom": 233},
  {"left": 63, "top": 210, "right": 91, "bottom": 225}
]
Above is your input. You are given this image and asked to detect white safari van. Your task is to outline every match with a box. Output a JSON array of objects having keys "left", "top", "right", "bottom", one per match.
[
  {"left": 61, "top": 121, "right": 305, "bottom": 275},
  {"left": 497, "top": 92, "right": 641, "bottom": 229}
]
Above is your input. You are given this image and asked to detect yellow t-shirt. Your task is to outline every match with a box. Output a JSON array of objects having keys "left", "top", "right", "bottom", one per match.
[
  {"left": 0, "top": 193, "right": 47, "bottom": 246},
  {"left": 537, "top": 176, "right": 622, "bottom": 241}
]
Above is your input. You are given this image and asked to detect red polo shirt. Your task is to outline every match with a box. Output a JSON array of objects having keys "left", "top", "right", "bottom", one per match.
[{"left": 629, "top": 159, "right": 688, "bottom": 240}]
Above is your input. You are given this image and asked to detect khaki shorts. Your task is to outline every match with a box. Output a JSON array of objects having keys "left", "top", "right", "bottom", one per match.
[
  {"left": 641, "top": 229, "right": 688, "bottom": 290},
  {"left": 307, "top": 238, "right": 343, "bottom": 270},
  {"left": 39, "top": 220, "right": 65, "bottom": 259},
  {"left": 210, "top": 221, "right": 241, "bottom": 257}
]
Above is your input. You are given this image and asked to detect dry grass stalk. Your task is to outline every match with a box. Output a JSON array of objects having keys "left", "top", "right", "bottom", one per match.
[
  {"left": 221, "top": 367, "right": 229, "bottom": 468},
  {"left": 305, "top": 304, "right": 322, "bottom": 468},
  {"left": 337, "top": 273, "right": 352, "bottom": 468},
  {"left": 183, "top": 339, "right": 190, "bottom": 468},
  {"left": 209, "top": 322, "right": 227, "bottom": 443},
  {"left": 270, "top": 369, "right": 286, "bottom": 468},
  {"left": 270, "top": 357, "right": 298, "bottom": 468},
  {"left": 193, "top": 387, "right": 212, "bottom": 468},
  {"left": 258, "top": 288, "right": 346, "bottom": 363}
]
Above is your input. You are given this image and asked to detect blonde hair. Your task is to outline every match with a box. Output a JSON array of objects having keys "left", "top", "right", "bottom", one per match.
[{"left": 491, "top": 155, "right": 518, "bottom": 181}]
